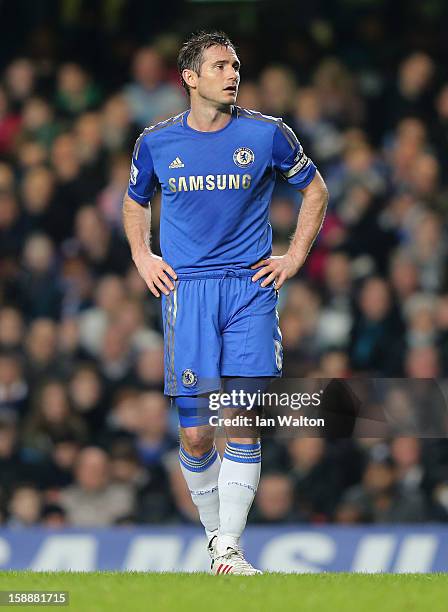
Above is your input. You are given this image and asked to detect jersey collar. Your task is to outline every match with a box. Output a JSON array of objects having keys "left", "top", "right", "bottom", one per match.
[{"left": 182, "top": 107, "right": 236, "bottom": 136}]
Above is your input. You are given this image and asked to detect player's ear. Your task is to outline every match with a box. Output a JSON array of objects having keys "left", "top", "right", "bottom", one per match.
[{"left": 182, "top": 69, "right": 198, "bottom": 90}]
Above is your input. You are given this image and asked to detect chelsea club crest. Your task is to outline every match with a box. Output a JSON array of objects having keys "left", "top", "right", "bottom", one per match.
[
  {"left": 182, "top": 369, "right": 197, "bottom": 387},
  {"left": 233, "top": 147, "right": 255, "bottom": 168}
]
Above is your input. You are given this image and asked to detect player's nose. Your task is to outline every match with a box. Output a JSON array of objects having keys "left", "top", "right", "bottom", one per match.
[{"left": 227, "top": 67, "right": 239, "bottom": 81}]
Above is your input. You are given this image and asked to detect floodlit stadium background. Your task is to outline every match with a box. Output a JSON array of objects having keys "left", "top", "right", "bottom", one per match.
[{"left": 0, "top": 0, "right": 448, "bottom": 571}]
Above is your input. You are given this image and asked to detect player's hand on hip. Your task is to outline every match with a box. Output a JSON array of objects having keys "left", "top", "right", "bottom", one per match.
[
  {"left": 251, "top": 254, "right": 302, "bottom": 290},
  {"left": 133, "top": 251, "right": 177, "bottom": 298}
]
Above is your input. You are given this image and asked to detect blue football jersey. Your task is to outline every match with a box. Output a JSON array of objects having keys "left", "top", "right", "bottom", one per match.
[{"left": 127, "top": 106, "right": 317, "bottom": 273}]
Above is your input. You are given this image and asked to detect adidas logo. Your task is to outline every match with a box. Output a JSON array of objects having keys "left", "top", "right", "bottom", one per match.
[{"left": 169, "top": 157, "right": 185, "bottom": 169}]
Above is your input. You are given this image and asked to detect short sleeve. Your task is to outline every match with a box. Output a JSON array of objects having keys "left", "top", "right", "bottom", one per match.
[
  {"left": 272, "top": 121, "right": 316, "bottom": 189},
  {"left": 127, "top": 134, "right": 157, "bottom": 206}
]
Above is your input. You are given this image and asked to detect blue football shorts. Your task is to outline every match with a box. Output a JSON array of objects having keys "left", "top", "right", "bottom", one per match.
[{"left": 161, "top": 268, "right": 283, "bottom": 413}]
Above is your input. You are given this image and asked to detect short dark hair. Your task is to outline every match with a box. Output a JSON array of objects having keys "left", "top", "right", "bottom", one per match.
[{"left": 177, "top": 31, "right": 236, "bottom": 94}]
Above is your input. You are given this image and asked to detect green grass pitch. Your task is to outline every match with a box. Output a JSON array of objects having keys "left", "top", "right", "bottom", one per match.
[{"left": 0, "top": 572, "right": 446, "bottom": 612}]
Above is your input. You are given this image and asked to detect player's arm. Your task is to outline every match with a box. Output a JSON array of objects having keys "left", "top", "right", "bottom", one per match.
[
  {"left": 251, "top": 122, "right": 328, "bottom": 289},
  {"left": 284, "top": 170, "right": 328, "bottom": 272},
  {"left": 123, "top": 136, "right": 177, "bottom": 298},
  {"left": 123, "top": 195, "right": 176, "bottom": 297}
]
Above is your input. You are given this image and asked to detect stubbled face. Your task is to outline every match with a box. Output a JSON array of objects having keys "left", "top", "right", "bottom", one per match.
[{"left": 185, "top": 45, "right": 240, "bottom": 107}]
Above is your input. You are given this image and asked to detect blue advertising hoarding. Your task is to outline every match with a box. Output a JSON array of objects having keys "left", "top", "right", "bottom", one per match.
[{"left": 0, "top": 526, "right": 446, "bottom": 572}]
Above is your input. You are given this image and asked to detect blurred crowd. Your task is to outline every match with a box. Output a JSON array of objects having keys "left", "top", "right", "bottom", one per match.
[{"left": 0, "top": 35, "right": 448, "bottom": 528}]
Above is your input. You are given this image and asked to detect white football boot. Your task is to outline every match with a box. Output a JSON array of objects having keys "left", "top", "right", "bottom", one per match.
[{"left": 211, "top": 546, "right": 263, "bottom": 575}]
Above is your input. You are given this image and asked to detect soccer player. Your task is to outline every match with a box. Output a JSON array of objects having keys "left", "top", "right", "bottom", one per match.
[{"left": 123, "top": 31, "right": 328, "bottom": 575}]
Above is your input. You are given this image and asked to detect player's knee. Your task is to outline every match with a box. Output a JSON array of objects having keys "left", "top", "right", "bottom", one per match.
[{"left": 180, "top": 427, "right": 214, "bottom": 457}]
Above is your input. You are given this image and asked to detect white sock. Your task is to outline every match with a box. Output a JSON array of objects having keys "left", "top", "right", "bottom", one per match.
[
  {"left": 179, "top": 444, "right": 221, "bottom": 542},
  {"left": 216, "top": 441, "right": 261, "bottom": 556}
]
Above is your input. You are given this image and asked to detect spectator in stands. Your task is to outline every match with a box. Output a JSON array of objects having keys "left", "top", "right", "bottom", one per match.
[
  {"left": 97, "top": 152, "right": 131, "bottom": 231},
  {"left": 68, "top": 364, "right": 105, "bottom": 441},
  {"left": 385, "top": 52, "right": 435, "bottom": 129},
  {"left": 341, "top": 457, "right": 429, "bottom": 523},
  {"left": 390, "top": 437, "right": 425, "bottom": 493},
  {"left": 316, "top": 350, "right": 351, "bottom": 378},
  {"left": 123, "top": 46, "right": 185, "bottom": 128},
  {"left": 389, "top": 250, "right": 420, "bottom": 307},
  {"left": 16, "top": 139, "right": 47, "bottom": 171},
  {"left": 0, "top": 162, "right": 15, "bottom": 191},
  {"left": 78, "top": 274, "right": 126, "bottom": 358},
  {"left": 405, "top": 345, "right": 440, "bottom": 378},
  {"left": 60, "top": 446, "right": 135, "bottom": 526},
  {"left": 313, "top": 58, "right": 364, "bottom": 127},
  {"left": 24, "top": 319, "right": 60, "bottom": 385},
  {"left": 349, "top": 277, "right": 404, "bottom": 375},
  {"left": 38, "top": 434, "right": 81, "bottom": 490},
  {"left": 251, "top": 474, "right": 299, "bottom": 523},
  {"left": 98, "top": 322, "right": 133, "bottom": 386},
  {"left": 104, "top": 389, "right": 141, "bottom": 443},
  {"left": 23, "top": 379, "right": 87, "bottom": 455},
  {"left": 20, "top": 97, "right": 59, "bottom": 150},
  {"left": 234, "top": 82, "right": 261, "bottom": 111},
  {"left": 292, "top": 86, "right": 343, "bottom": 167},
  {"left": 4, "top": 59, "right": 36, "bottom": 112},
  {"left": 7, "top": 484, "right": 42, "bottom": 527},
  {"left": 110, "top": 440, "right": 176, "bottom": 524},
  {"left": 134, "top": 392, "right": 176, "bottom": 469},
  {"left": 18, "top": 234, "right": 62, "bottom": 321},
  {"left": 0, "top": 307, "right": 24, "bottom": 351},
  {"left": 259, "top": 65, "right": 296, "bottom": 120},
  {"left": 113, "top": 298, "right": 162, "bottom": 354},
  {"left": 408, "top": 212, "right": 445, "bottom": 292},
  {"left": 48, "top": 133, "right": 86, "bottom": 242},
  {"left": 288, "top": 437, "right": 341, "bottom": 521},
  {"left": 74, "top": 111, "right": 108, "bottom": 194},
  {"left": 55, "top": 63, "right": 101, "bottom": 119},
  {"left": 101, "top": 94, "right": 137, "bottom": 154},
  {"left": 74, "top": 205, "right": 129, "bottom": 276},
  {"left": 0, "top": 353, "right": 28, "bottom": 417},
  {"left": 0, "top": 418, "right": 34, "bottom": 502},
  {"left": 21, "top": 166, "right": 56, "bottom": 238},
  {"left": 40, "top": 503, "right": 67, "bottom": 527},
  {"left": 316, "top": 251, "right": 353, "bottom": 350},
  {"left": 334, "top": 500, "right": 366, "bottom": 524},
  {"left": 403, "top": 293, "right": 437, "bottom": 349},
  {"left": 132, "top": 345, "right": 164, "bottom": 390},
  {"left": 57, "top": 317, "right": 86, "bottom": 375}
]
